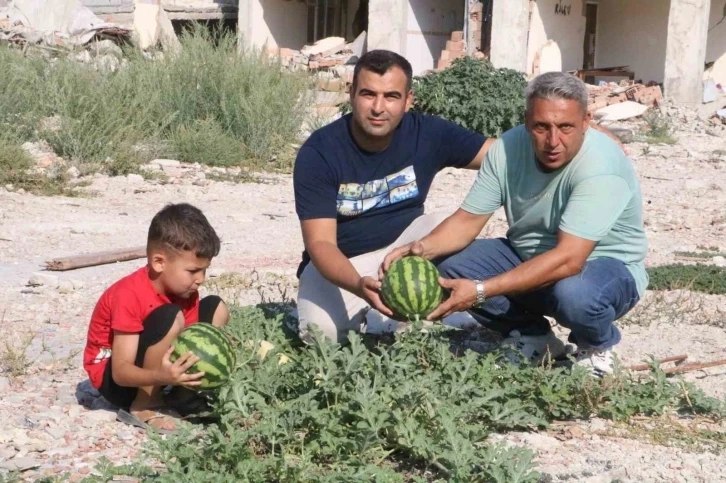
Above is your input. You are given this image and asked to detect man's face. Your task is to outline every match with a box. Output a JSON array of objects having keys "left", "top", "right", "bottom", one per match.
[
  {"left": 350, "top": 66, "right": 413, "bottom": 140},
  {"left": 525, "top": 98, "right": 591, "bottom": 171}
]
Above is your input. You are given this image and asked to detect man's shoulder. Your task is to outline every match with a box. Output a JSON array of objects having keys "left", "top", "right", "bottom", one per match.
[
  {"left": 97, "top": 266, "right": 148, "bottom": 305},
  {"left": 575, "top": 129, "right": 637, "bottom": 180},
  {"left": 303, "top": 114, "right": 350, "bottom": 149}
]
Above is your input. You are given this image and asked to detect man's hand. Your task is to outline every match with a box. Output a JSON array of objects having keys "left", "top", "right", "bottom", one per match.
[
  {"left": 356, "top": 276, "right": 395, "bottom": 318},
  {"left": 426, "top": 278, "right": 477, "bottom": 321},
  {"left": 156, "top": 347, "right": 205, "bottom": 388},
  {"left": 379, "top": 240, "right": 425, "bottom": 279}
]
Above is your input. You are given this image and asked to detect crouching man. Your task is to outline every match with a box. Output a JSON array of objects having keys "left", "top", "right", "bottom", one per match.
[{"left": 382, "top": 72, "right": 648, "bottom": 377}]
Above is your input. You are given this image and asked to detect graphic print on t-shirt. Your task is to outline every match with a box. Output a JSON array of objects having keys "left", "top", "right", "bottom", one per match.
[{"left": 336, "top": 165, "right": 419, "bottom": 217}]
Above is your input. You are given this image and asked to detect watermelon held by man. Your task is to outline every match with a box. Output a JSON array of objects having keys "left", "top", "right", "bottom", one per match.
[
  {"left": 380, "top": 256, "right": 444, "bottom": 322},
  {"left": 169, "top": 322, "right": 237, "bottom": 391}
]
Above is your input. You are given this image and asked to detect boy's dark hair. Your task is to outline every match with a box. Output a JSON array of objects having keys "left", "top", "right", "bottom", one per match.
[
  {"left": 147, "top": 203, "right": 221, "bottom": 259},
  {"left": 352, "top": 49, "right": 413, "bottom": 92}
]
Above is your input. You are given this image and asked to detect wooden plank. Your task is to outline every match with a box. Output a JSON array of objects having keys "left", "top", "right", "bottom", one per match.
[{"left": 44, "top": 246, "right": 147, "bottom": 271}]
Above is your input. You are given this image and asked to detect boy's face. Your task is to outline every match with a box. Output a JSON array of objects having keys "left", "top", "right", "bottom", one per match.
[{"left": 150, "top": 249, "right": 211, "bottom": 299}]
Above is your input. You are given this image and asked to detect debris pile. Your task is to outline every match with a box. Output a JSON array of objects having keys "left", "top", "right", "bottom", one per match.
[
  {"left": 587, "top": 82, "right": 664, "bottom": 114},
  {"left": 267, "top": 34, "right": 365, "bottom": 94}
]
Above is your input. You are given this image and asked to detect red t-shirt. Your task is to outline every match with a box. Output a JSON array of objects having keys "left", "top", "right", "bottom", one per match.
[{"left": 83, "top": 265, "right": 200, "bottom": 388}]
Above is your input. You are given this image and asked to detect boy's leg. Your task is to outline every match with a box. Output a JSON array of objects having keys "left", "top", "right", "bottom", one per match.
[
  {"left": 199, "top": 295, "right": 229, "bottom": 327},
  {"left": 297, "top": 212, "right": 450, "bottom": 344}
]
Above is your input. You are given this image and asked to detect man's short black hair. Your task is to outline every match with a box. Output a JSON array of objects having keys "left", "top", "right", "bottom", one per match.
[
  {"left": 352, "top": 49, "right": 413, "bottom": 92},
  {"left": 147, "top": 203, "right": 221, "bottom": 259}
]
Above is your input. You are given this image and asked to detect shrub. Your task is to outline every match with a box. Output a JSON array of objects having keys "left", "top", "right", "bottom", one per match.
[
  {"left": 412, "top": 57, "right": 528, "bottom": 137},
  {"left": 647, "top": 264, "right": 726, "bottom": 295},
  {"left": 0, "top": 25, "right": 310, "bottom": 173}
]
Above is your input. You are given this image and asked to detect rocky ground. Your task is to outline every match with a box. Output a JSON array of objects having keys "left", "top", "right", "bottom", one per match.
[{"left": 0, "top": 111, "right": 725, "bottom": 482}]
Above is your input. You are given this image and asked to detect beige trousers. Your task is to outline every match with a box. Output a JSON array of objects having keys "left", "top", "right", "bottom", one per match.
[{"left": 297, "top": 212, "right": 449, "bottom": 344}]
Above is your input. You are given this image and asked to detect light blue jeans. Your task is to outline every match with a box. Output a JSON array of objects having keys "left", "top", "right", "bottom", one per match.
[{"left": 436, "top": 238, "right": 640, "bottom": 350}]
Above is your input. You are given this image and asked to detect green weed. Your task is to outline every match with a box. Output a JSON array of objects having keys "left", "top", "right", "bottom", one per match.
[
  {"left": 87, "top": 304, "right": 724, "bottom": 482},
  {"left": 641, "top": 110, "right": 677, "bottom": 145},
  {"left": 0, "top": 24, "right": 309, "bottom": 178},
  {"left": 647, "top": 264, "right": 726, "bottom": 295}
]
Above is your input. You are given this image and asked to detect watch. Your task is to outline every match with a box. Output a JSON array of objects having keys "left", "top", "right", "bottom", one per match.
[{"left": 474, "top": 280, "right": 486, "bottom": 307}]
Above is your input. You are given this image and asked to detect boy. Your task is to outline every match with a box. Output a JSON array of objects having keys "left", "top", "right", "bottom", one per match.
[{"left": 83, "top": 202, "right": 229, "bottom": 433}]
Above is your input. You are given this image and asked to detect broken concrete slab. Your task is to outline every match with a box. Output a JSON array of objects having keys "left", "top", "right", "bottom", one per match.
[
  {"left": 594, "top": 101, "right": 649, "bottom": 122},
  {"left": 301, "top": 36, "right": 346, "bottom": 58},
  {"left": 703, "top": 79, "right": 718, "bottom": 104}
]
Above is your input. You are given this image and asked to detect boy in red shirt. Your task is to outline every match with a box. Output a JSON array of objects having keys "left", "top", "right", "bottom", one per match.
[{"left": 83, "top": 202, "right": 229, "bottom": 433}]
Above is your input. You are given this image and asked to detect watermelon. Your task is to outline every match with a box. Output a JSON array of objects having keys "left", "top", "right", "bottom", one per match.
[
  {"left": 380, "top": 256, "right": 444, "bottom": 321},
  {"left": 170, "top": 323, "right": 236, "bottom": 391}
]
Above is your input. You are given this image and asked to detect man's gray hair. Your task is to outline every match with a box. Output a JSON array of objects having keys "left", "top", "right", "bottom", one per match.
[{"left": 525, "top": 71, "right": 589, "bottom": 114}]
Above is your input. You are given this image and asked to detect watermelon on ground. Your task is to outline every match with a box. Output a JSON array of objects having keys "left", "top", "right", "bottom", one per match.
[
  {"left": 170, "top": 322, "right": 236, "bottom": 391},
  {"left": 380, "top": 256, "right": 444, "bottom": 322}
]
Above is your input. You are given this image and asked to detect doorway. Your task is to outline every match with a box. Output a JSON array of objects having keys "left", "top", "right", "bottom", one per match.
[
  {"left": 583, "top": 2, "right": 598, "bottom": 69},
  {"left": 307, "top": 0, "right": 350, "bottom": 44}
]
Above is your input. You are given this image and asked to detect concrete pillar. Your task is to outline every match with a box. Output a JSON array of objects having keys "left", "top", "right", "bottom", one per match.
[
  {"left": 664, "top": 0, "right": 711, "bottom": 105},
  {"left": 489, "top": 0, "right": 529, "bottom": 72},
  {"left": 237, "top": 0, "right": 252, "bottom": 52},
  {"left": 133, "top": 0, "right": 161, "bottom": 49},
  {"left": 367, "top": 0, "right": 407, "bottom": 54}
]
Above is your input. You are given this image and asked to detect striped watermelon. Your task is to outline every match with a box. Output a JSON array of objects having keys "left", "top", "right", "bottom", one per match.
[
  {"left": 170, "top": 323, "right": 236, "bottom": 391},
  {"left": 380, "top": 256, "right": 443, "bottom": 321}
]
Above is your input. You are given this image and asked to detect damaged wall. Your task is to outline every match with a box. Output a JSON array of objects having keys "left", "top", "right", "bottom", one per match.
[
  {"left": 241, "top": 0, "right": 308, "bottom": 50},
  {"left": 596, "top": 0, "right": 670, "bottom": 84},
  {"left": 406, "top": 0, "right": 464, "bottom": 75},
  {"left": 527, "top": 0, "right": 586, "bottom": 74},
  {"left": 706, "top": 0, "right": 726, "bottom": 63}
]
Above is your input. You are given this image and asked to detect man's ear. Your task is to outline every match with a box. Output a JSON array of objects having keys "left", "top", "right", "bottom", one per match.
[{"left": 405, "top": 88, "right": 414, "bottom": 112}]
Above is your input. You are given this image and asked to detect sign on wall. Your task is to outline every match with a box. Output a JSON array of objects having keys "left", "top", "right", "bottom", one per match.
[{"left": 554, "top": 1, "right": 572, "bottom": 16}]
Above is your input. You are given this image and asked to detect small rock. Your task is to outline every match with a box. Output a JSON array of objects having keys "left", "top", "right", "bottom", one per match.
[
  {"left": 73, "top": 50, "right": 92, "bottom": 63},
  {"left": 0, "top": 457, "right": 42, "bottom": 471},
  {"left": 28, "top": 273, "right": 59, "bottom": 288},
  {"left": 71, "top": 279, "right": 85, "bottom": 290},
  {"left": 0, "top": 376, "right": 10, "bottom": 391},
  {"left": 195, "top": 172, "right": 206, "bottom": 180},
  {"left": 211, "top": 167, "right": 226, "bottom": 173},
  {"left": 193, "top": 179, "right": 208, "bottom": 187},
  {"left": 17, "top": 188, "right": 25, "bottom": 194},
  {"left": 85, "top": 410, "right": 117, "bottom": 423},
  {"left": 151, "top": 159, "right": 181, "bottom": 169},
  {"left": 713, "top": 256, "right": 726, "bottom": 267},
  {"left": 685, "top": 179, "right": 707, "bottom": 190},
  {"left": 91, "top": 39, "right": 123, "bottom": 59},
  {"left": 126, "top": 173, "right": 144, "bottom": 184},
  {"left": 0, "top": 447, "right": 16, "bottom": 460},
  {"left": 140, "top": 163, "right": 161, "bottom": 172},
  {"left": 57, "top": 280, "right": 75, "bottom": 294},
  {"left": 116, "top": 430, "right": 134, "bottom": 441},
  {"left": 66, "top": 166, "right": 80, "bottom": 179},
  {"left": 227, "top": 167, "right": 241, "bottom": 176},
  {"left": 4, "top": 184, "right": 13, "bottom": 191}
]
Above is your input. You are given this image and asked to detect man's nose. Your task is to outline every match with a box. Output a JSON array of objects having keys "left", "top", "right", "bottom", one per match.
[{"left": 371, "top": 95, "right": 385, "bottom": 114}]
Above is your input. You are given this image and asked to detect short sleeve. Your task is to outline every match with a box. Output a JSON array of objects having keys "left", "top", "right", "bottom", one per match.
[
  {"left": 559, "top": 175, "right": 632, "bottom": 241},
  {"left": 293, "top": 146, "right": 339, "bottom": 220},
  {"left": 460, "top": 139, "right": 504, "bottom": 215},
  {"left": 110, "top": 290, "right": 143, "bottom": 333},
  {"left": 425, "top": 115, "right": 487, "bottom": 169}
]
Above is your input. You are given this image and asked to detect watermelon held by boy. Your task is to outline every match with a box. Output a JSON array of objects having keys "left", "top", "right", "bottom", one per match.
[
  {"left": 380, "top": 256, "right": 444, "bottom": 322},
  {"left": 170, "top": 323, "right": 236, "bottom": 391}
]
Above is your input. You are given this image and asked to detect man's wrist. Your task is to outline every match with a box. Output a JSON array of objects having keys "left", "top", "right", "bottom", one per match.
[{"left": 473, "top": 279, "right": 486, "bottom": 307}]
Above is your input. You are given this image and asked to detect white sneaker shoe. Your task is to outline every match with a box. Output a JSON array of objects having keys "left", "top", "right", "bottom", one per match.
[
  {"left": 574, "top": 348, "right": 615, "bottom": 378},
  {"left": 500, "top": 330, "right": 567, "bottom": 365}
]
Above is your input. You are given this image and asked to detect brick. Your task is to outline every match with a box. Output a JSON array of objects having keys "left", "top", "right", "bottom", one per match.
[
  {"left": 449, "top": 50, "right": 466, "bottom": 60},
  {"left": 437, "top": 58, "right": 451, "bottom": 70},
  {"left": 626, "top": 85, "right": 664, "bottom": 107},
  {"left": 440, "top": 50, "right": 450, "bottom": 61},
  {"left": 446, "top": 40, "right": 465, "bottom": 52},
  {"left": 450, "top": 31, "right": 464, "bottom": 42},
  {"left": 279, "top": 48, "right": 295, "bottom": 59}
]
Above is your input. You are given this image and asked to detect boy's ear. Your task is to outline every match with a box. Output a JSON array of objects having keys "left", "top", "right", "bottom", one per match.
[{"left": 150, "top": 250, "right": 167, "bottom": 273}]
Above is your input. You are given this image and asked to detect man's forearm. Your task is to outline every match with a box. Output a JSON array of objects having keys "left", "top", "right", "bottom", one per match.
[
  {"left": 484, "top": 249, "right": 581, "bottom": 298},
  {"left": 112, "top": 361, "right": 162, "bottom": 387},
  {"left": 420, "top": 209, "right": 491, "bottom": 260},
  {"left": 308, "top": 241, "right": 362, "bottom": 296}
]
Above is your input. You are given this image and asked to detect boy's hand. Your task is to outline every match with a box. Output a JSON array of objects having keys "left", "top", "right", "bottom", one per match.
[{"left": 156, "top": 346, "right": 205, "bottom": 388}]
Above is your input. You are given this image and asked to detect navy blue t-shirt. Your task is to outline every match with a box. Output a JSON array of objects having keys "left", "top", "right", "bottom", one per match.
[{"left": 293, "top": 111, "right": 487, "bottom": 276}]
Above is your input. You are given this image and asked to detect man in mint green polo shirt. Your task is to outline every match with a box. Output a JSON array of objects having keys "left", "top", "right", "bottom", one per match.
[{"left": 381, "top": 71, "right": 648, "bottom": 377}]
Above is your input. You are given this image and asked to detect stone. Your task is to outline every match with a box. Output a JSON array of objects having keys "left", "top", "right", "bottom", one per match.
[
  {"left": 73, "top": 50, "right": 92, "bottom": 63},
  {"left": 71, "top": 279, "right": 85, "bottom": 290},
  {"left": 594, "top": 101, "right": 649, "bottom": 122},
  {"left": 713, "top": 256, "right": 726, "bottom": 267},
  {"left": 193, "top": 179, "right": 208, "bottom": 187},
  {"left": 140, "top": 163, "right": 161, "bottom": 172},
  {"left": 151, "top": 159, "right": 181, "bottom": 169},
  {"left": 0, "top": 376, "right": 10, "bottom": 391},
  {"left": 301, "top": 36, "right": 346, "bottom": 58},
  {"left": 57, "top": 280, "right": 75, "bottom": 294},
  {"left": 126, "top": 173, "right": 144, "bottom": 184},
  {"left": 91, "top": 40, "right": 123, "bottom": 59},
  {"left": 28, "top": 273, "right": 59, "bottom": 288},
  {"left": 66, "top": 166, "right": 80, "bottom": 179},
  {"left": 0, "top": 457, "right": 42, "bottom": 471}
]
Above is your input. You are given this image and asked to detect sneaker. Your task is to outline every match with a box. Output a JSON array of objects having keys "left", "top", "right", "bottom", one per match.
[
  {"left": 574, "top": 348, "right": 615, "bottom": 378},
  {"left": 500, "top": 330, "right": 567, "bottom": 365}
]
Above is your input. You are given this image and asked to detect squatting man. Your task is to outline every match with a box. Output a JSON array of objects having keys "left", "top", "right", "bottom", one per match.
[{"left": 294, "top": 49, "right": 647, "bottom": 377}]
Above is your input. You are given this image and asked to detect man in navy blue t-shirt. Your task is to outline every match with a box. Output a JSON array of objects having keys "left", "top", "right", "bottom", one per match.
[{"left": 293, "top": 50, "right": 493, "bottom": 344}]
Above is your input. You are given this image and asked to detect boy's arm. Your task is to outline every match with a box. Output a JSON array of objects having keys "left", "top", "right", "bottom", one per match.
[{"left": 110, "top": 331, "right": 203, "bottom": 387}]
